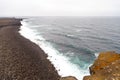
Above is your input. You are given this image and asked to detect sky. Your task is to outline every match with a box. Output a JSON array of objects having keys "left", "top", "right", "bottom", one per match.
[{"left": 0, "top": 0, "right": 120, "bottom": 16}]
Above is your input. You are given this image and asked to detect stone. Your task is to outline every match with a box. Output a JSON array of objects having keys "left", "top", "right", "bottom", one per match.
[
  {"left": 60, "top": 76, "right": 77, "bottom": 80},
  {"left": 90, "top": 51, "right": 120, "bottom": 74},
  {"left": 83, "top": 51, "right": 120, "bottom": 80}
]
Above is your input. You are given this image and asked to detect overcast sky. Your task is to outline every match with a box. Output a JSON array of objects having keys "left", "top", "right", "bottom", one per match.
[{"left": 0, "top": 0, "right": 120, "bottom": 16}]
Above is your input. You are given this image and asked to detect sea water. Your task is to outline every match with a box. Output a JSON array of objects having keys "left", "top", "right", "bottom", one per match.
[{"left": 19, "top": 16, "right": 120, "bottom": 80}]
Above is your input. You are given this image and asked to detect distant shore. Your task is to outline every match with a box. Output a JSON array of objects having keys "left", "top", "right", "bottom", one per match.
[{"left": 0, "top": 18, "right": 60, "bottom": 80}]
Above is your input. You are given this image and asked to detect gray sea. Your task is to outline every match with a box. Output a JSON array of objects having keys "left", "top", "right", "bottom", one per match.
[{"left": 19, "top": 16, "right": 120, "bottom": 80}]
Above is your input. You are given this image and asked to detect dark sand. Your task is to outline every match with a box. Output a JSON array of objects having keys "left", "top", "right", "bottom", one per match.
[{"left": 0, "top": 18, "right": 60, "bottom": 80}]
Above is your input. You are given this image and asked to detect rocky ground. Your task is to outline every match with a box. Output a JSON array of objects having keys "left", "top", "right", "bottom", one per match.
[{"left": 0, "top": 18, "right": 60, "bottom": 80}]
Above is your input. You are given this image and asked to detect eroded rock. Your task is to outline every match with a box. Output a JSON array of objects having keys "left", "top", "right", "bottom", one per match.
[
  {"left": 83, "top": 51, "right": 120, "bottom": 80},
  {"left": 90, "top": 51, "right": 120, "bottom": 74}
]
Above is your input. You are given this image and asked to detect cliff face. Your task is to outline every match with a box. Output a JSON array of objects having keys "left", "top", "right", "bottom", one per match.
[{"left": 83, "top": 51, "right": 120, "bottom": 80}]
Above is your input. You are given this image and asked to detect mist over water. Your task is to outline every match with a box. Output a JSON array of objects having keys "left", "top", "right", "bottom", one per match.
[{"left": 20, "top": 17, "right": 120, "bottom": 80}]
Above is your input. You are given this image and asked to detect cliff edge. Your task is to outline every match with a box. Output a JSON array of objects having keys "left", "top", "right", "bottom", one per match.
[{"left": 83, "top": 51, "right": 120, "bottom": 80}]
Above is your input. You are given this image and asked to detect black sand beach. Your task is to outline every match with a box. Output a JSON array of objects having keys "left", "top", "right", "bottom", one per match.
[{"left": 0, "top": 18, "right": 60, "bottom": 80}]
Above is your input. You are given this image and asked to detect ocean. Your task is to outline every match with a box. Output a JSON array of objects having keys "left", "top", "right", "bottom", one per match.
[{"left": 19, "top": 16, "right": 120, "bottom": 80}]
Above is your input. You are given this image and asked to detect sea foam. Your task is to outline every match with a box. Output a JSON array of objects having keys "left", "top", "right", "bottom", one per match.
[{"left": 19, "top": 20, "right": 90, "bottom": 80}]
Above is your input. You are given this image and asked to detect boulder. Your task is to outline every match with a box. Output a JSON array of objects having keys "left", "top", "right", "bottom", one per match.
[
  {"left": 90, "top": 51, "right": 120, "bottom": 74},
  {"left": 60, "top": 76, "right": 77, "bottom": 80},
  {"left": 83, "top": 51, "right": 120, "bottom": 80}
]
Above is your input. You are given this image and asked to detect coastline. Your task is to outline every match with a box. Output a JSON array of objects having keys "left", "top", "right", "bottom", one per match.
[
  {"left": 20, "top": 19, "right": 87, "bottom": 80},
  {"left": 1, "top": 18, "right": 119, "bottom": 80},
  {"left": 0, "top": 18, "right": 60, "bottom": 79}
]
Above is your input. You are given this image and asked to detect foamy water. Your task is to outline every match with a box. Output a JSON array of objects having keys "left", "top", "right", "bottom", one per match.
[
  {"left": 19, "top": 21, "right": 90, "bottom": 80},
  {"left": 19, "top": 17, "right": 120, "bottom": 80}
]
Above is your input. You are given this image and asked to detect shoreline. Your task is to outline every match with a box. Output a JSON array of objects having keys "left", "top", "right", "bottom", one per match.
[
  {"left": 20, "top": 19, "right": 84, "bottom": 80},
  {"left": 0, "top": 18, "right": 60, "bottom": 79}
]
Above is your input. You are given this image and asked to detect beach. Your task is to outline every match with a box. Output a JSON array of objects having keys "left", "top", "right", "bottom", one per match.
[{"left": 0, "top": 18, "right": 60, "bottom": 80}]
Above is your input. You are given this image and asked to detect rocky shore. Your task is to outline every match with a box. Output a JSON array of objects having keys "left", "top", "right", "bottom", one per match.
[
  {"left": 0, "top": 18, "right": 60, "bottom": 80},
  {"left": 83, "top": 51, "right": 120, "bottom": 80},
  {"left": 1, "top": 18, "right": 120, "bottom": 80}
]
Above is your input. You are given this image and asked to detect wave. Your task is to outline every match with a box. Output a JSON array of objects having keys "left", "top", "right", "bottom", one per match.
[
  {"left": 46, "top": 39, "right": 94, "bottom": 57},
  {"left": 50, "top": 32, "right": 82, "bottom": 41},
  {"left": 19, "top": 20, "right": 90, "bottom": 80}
]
